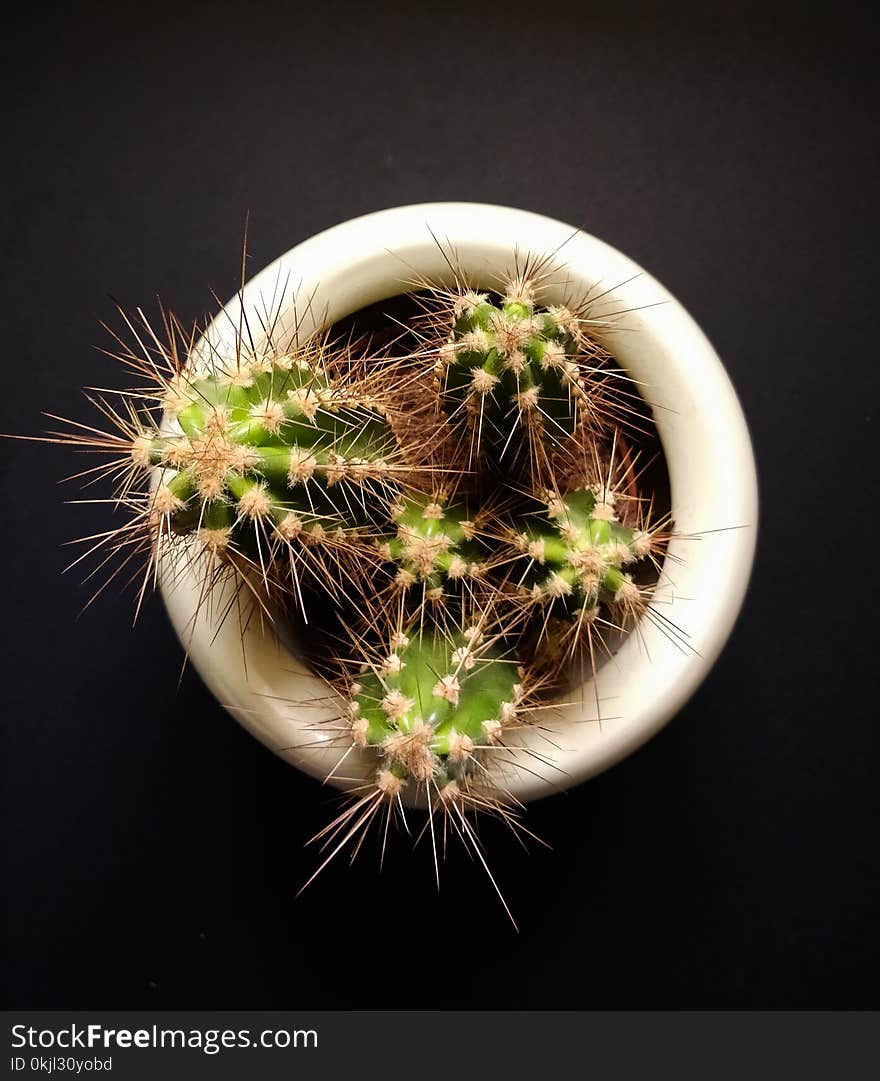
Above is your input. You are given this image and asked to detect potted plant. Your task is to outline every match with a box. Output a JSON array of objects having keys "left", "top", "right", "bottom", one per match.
[{"left": 32, "top": 203, "right": 758, "bottom": 917}]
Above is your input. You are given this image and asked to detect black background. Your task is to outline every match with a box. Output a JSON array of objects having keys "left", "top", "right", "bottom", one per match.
[{"left": 2, "top": 1, "right": 877, "bottom": 1009}]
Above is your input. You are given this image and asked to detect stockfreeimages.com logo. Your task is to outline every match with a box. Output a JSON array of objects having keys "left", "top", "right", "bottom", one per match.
[{"left": 11, "top": 1023, "right": 317, "bottom": 1057}]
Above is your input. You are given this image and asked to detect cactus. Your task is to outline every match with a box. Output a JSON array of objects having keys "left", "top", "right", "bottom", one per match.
[
  {"left": 44, "top": 308, "right": 427, "bottom": 612},
  {"left": 430, "top": 276, "right": 627, "bottom": 476},
  {"left": 515, "top": 485, "right": 653, "bottom": 618},
  {"left": 145, "top": 351, "right": 402, "bottom": 587},
  {"left": 345, "top": 619, "right": 522, "bottom": 789},
  {"left": 374, "top": 489, "right": 491, "bottom": 606},
  {"left": 302, "top": 605, "right": 544, "bottom": 921}
]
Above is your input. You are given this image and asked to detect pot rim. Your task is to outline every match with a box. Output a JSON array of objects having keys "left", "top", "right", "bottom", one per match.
[{"left": 159, "top": 202, "right": 759, "bottom": 802}]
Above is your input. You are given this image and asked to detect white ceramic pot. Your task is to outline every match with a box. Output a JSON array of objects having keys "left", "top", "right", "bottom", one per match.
[{"left": 159, "top": 202, "right": 758, "bottom": 802}]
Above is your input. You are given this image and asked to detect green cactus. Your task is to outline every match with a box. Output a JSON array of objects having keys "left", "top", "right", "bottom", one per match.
[
  {"left": 435, "top": 279, "right": 602, "bottom": 466},
  {"left": 133, "top": 350, "right": 411, "bottom": 587},
  {"left": 345, "top": 618, "right": 524, "bottom": 797},
  {"left": 374, "top": 490, "right": 488, "bottom": 603},
  {"left": 512, "top": 483, "right": 654, "bottom": 632}
]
